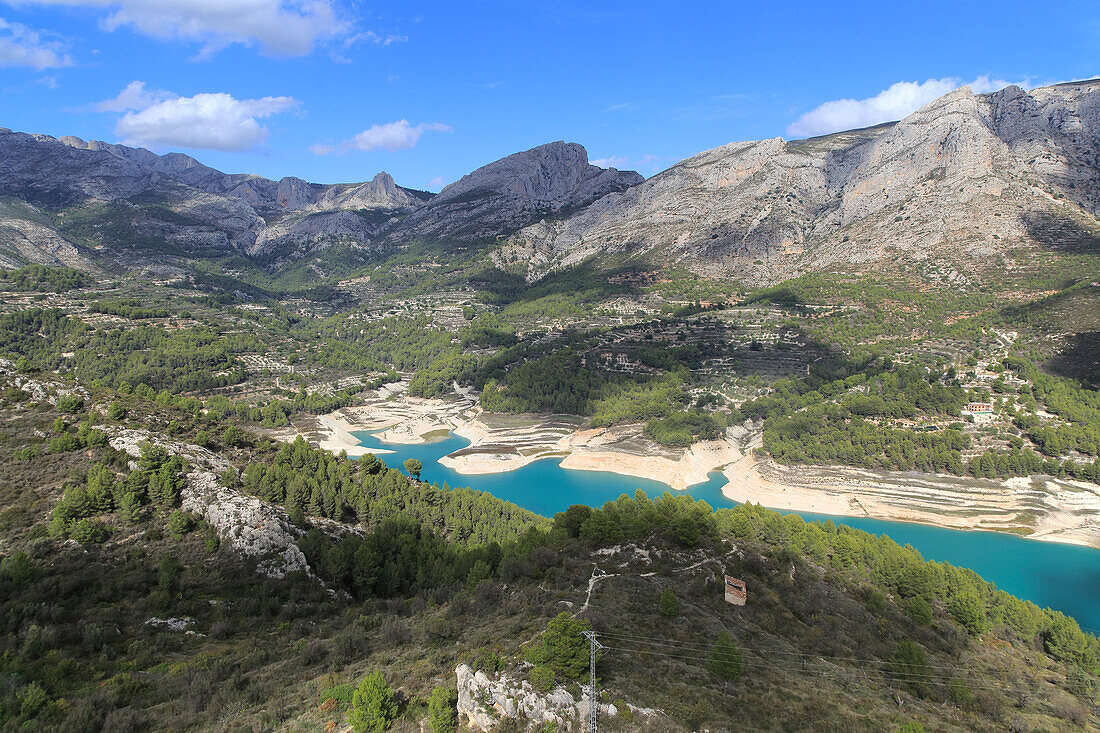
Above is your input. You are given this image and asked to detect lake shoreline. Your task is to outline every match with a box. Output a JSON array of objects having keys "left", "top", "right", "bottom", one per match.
[{"left": 287, "top": 385, "right": 1100, "bottom": 551}]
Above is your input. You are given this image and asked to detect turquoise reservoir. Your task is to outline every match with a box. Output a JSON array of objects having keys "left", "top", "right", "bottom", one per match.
[{"left": 353, "top": 431, "right": 1100, "bottom": 631}]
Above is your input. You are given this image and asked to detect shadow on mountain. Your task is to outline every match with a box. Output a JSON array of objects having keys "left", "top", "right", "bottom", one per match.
[
  {"left": 740, "top": 286, "right": 806, "bottom": 309},
  {"left": 1020, "top": 210, "right": 1100, "bottom": 254},
  {"left": 1047, "top": 332, "right": 1100, "bottom": 386},
  {"left": 471, "top": 258, "right": 646, "bottom": 307}
]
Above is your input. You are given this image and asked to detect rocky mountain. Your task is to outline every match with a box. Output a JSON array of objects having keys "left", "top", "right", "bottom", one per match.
[
  {"left": 382, "top": 141, "right": 643, "bottom": 244},
  {"left": 2, "top": 79, "right": 1097, "bottom": 281},
  {"left": 500, "top": 80, "right": 1100, "bottom": 284},
  {"left": 0, "top": 129, "right": 434, "bottom": 268},
  {"left": 0, "top": 132, "right": 644, "bottom": 271}
]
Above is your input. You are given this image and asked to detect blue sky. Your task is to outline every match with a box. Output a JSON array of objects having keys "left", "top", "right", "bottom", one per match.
[{"left": 1, "top": 1, "right": 1096, "bottom": 191}]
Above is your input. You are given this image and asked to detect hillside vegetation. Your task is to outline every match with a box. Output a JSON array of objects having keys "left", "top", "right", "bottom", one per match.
[{"left": 0, "top": 369, "right": 1097, "bottom": 731}]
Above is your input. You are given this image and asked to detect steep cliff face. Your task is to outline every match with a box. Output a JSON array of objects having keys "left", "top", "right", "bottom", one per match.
[
  {"left": 385, "top": 141, "right": 643, "bottom": 244},
  {"left": 501, "top": 80, "right": 1100, "bottom": 284}
]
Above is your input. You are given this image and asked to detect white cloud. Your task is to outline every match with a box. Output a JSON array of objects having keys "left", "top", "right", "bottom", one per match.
[
  {"left": 590, "top": 153, "right": 670, "bottom": 177},
  {"left": 96, "top": 81, "right": 298, "bottom": 151},
  {"left": 590, "top": 155, "right": 628, "bottom": 169},
  {"left": 94, "top": 80, "right": 173, "bottom": 112},
  {"left": 427, "top": 176, "right": 445, "bottom": 190},
  {"left": 0, "top": 17, "right": 72, "bottom": 68},
  {"left": 312, "top": 119, "right": 451, "bottom": 155},
  {"left": 7, "top": 0, "right": 346, "bottom": 56},
  {"left": 787, "top": 75, "right": 1028, "bottom": 138}
]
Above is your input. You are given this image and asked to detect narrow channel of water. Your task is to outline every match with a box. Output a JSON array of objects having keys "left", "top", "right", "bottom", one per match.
[{"left": 353, "top": 430, "right": 1100, "bottom": 631}]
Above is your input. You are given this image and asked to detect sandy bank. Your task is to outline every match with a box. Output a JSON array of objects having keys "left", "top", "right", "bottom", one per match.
[
  {"left": 721, "top": 454, "right": 1100, "bottom": 550},
  {"left": 292, "top": 384, "right": 1100, "bottom": 550},
  {"left": 560, "top": 438, "right": 742, "bottom": 490}
]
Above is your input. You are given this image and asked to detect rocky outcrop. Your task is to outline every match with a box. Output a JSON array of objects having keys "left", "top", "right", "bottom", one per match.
[
  {"left": 386, "top": 142, "right": 643, "bottom": 243},
  {"left": 455, "top": 664, "right": 655, "bottom": 731},
  {"left": 501, "top": 79, "right": 1100, "bottom": 284},
  {"left": 106, "top": 429, "right": 311, "bottom": 579}
]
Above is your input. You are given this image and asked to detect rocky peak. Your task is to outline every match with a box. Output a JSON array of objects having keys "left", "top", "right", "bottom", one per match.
[
  {"left": 385, "top": 141, "right": 643, "bottom": 243},
  {"left": 436, "top": 140, "right": 642, "bottom": 210},
  {"left": 499, "top": 79, "right": 1100, "bottom": 285}
]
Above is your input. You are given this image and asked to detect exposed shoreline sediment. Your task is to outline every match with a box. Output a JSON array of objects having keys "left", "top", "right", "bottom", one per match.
[{"left": 284, "top": 383, "right": 1100, "bottom": 550}]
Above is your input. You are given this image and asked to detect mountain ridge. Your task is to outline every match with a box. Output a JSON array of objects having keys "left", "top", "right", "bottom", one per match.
[{"left": 1, "top": 78, "right": 1098, "bottom": 283}]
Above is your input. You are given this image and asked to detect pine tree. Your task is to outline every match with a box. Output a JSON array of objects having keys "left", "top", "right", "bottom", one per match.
[
  {"left": 427, "top": 686, "right": 457, "bottom": 733},
  {"left": 707, "top": 632, "right": 743, "bottom": 681},
  {"left": 658, "top": 587, "right": 681, "bottom": 617},
  {"left": 349, "top": 671, "right": 397, "bottom": 733},
  {"left": 523, "top": 612, "right": 593, "bottom": 681}
]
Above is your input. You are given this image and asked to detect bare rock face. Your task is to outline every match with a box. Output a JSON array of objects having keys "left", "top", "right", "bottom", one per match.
[
  {"left": 106, "top": 429, "right": 311, "bottom": 579},
  {"left": 386, "top": 142, "right": 643, "bottom": 243},
  {"left": 454, "top": 663, "right": 654, "bottom": 731},
  {"left": 502, "top": 79, "right": 1100, "bottom": 285}
]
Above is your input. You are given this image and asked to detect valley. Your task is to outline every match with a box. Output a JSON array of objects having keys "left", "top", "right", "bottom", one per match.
[{"left": 0, "top": 77, "right": 1098, "bottom": 731}]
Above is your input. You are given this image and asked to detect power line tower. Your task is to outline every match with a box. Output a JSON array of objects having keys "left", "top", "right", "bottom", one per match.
[{"left": 582, "top": 631, "right": 605, "bottom": 733}]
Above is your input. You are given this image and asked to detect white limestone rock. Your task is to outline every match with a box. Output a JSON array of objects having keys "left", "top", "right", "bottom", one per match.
[
  {"left": 455, "top": 663, "right": 651, "bottom": 732},
  {"left": 106, "top": 429, "right": 311, "bottom": 579}
]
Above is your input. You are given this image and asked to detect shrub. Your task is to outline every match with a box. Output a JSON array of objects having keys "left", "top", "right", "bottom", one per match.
[
  {"left": 349, "top": 672, "right": 397, "bottom": 733},
  {"left": 658, "top": 587, "right": 681, "bottom": 618},
  {"left": 318, "top": 683, "right": 356, "bottom": 711},
  {"left": 1, "top": 551, "right": 36, "bottom": 585},
  {"left": 18, "top": 682, "right": 49, "bottom": 718},
  {"left": 70, "top": 518, "right": 109, "bottom": 546},
  {"left": 428, "top": 686, "right": 458, "bottom": 733}
]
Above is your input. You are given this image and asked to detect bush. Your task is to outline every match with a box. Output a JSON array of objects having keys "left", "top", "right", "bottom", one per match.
[
  {"left": 658, "top": 587, "right": 681, "bottom": 618},
  {"left": 349, "top": 672, "right": 397, "bottom": 733},
  {"left": 19, "top": 682, "right": 49, "bottom": 718},
  {"left": 167, "top": 510, "right": 194, "bottom": 538},
  {"left": 319, "top": 683, "right": 356, "bottom": 710},
  {"left": 1, "top": 551, "right": 36, "bottom": 585},
  {"left": 428, "top": 686, "right": 458, "bottom": 733},
  {"left": 70, "top": 518, "right": 109, "bottom": 546}
]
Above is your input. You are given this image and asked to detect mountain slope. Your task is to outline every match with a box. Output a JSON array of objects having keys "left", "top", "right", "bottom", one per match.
[
  {"left": 500, "top": 80, "right": 1100, "bottom": 284},
  {"left": 382, "top": 141, "right": 643, "bottom": 244},
  {"left": 0, "top": 369, "right": 1096, "bottom": 732},
  {"left": 0, "top": 129, "right": 433, "bottom": 268}
]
